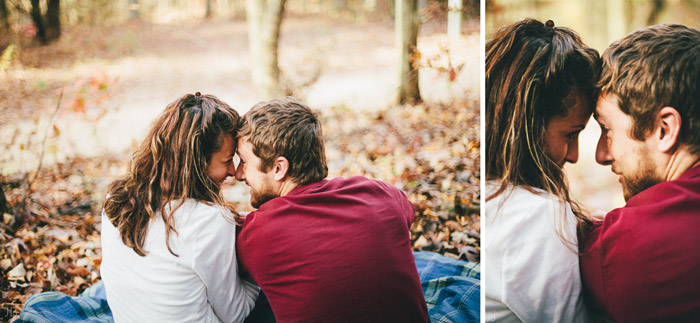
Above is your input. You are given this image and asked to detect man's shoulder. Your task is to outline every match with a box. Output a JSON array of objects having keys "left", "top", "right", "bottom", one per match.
[
  {"left": 326, "top": 175, "right": 389, "bottom": 188},
  {"left": 597, "top": 172, "right": 700, "bottom": 244},
  {"left": 249, "top": 177, "right": 411, "bottom": 223},
  {"left": 289, "top": 176, "right": 405, "bottom": 200},
  {"left": 585, "top": 170, "right": 700, "bottom": 322},
  {"left": 333, "top": 176, "right": 405, "bottom": 195}
]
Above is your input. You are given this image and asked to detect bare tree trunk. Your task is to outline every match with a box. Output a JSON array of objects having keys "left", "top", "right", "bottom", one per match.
[
  {"left": 395, "top": 0, "right": 420, "bottom": 104},
  {"left": 30, "top": 0, "right": 61, "bottom": 44},
  {"left": 45, "top": 0, "right": 60, "bottom": 41},
  {"left": 206, "top": 0, "right": 213, "bottom": 18},
  {"left": 246, "top": 0, "right": 286, "bottom": 99},
  {"left": 647, "top": 0, "right": 665, "bottom": 25},
  {"left": 447, "top": 0, "right": 462, "bottom": 40},
  {"left": 606, "top": 0, "right": 627, "bottom": 45},
  {"left": 0, "top": 183, "right": 8, "bottom": 215},
  {"left": 363, "top": 0, "right": 376, "bottom": 13},
  {"left": 334, "top": 0, "right": 346, "bottom": 12},
  {"left": 129, "top": 0, "right": 140, "bottom": 20},
  {"left": 227, "top": 0, "right": 245, "bottom": 20},
  {"left": 30, "top": 0, "right": 47, "bottom": 44},
  {"left": 0, "top": 0, "right": 9, "bottom": 32}
]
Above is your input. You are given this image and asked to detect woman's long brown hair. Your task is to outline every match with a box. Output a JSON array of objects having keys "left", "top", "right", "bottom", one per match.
[
  {"left": 485, "top": 19, "right": 601, "bottom": 247},
  {"left": 103, "top": 93, "right": 240, "bottom": 256}
]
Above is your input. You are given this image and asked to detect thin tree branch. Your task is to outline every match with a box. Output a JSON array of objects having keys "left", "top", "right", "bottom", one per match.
[
  {"left": 31, "top": 90, "right": 63, "bottom": 185},
  {"left": 14, "top": 90, "right": 63, "bottom": 230}
]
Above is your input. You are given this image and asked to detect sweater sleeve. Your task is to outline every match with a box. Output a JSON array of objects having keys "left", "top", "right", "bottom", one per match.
[
  {"left": 375, "top": 179, "right": 415, "bottom": 228},
  {"left": 191, "top": 205, "right": 260, "bottom": 323}
]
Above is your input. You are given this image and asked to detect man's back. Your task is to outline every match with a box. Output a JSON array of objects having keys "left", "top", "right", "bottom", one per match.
[
  {"left": 237, "top": 176, "right": 429, "bottom": 323},
  {"left": 580, "top": 165, "right": 700, "bottom": 321}
]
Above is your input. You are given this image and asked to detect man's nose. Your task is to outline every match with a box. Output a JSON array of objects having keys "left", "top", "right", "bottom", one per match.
[{"left": 596, "top": 132, "right": 613, "bottom": 165}]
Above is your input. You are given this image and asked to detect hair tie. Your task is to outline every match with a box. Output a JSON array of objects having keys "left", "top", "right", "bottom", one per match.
[
  {"left": 545, "top": 20, "right": 555, "bottom": 29},
  {"left": 194, "top": 92, "right": 202, "bottom": 98}
]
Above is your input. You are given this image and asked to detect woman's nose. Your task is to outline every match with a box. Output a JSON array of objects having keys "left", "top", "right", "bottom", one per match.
[{"left": 565, "top": 139, "right": 580, "bottom": 164}]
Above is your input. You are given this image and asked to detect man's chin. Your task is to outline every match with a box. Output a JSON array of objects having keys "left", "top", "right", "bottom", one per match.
[
  {"left": 621, "top": 176, "right": 662, "bottom": 202},
  {"left": 622, "top": 186, "right": 634, "bottom": 202},
  {"left": 250, "top": 194, "right": 277, "bottom": 209}
]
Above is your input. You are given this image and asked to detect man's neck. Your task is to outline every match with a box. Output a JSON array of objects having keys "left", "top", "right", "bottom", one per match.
[
  {"left": 663, "top": 146, "right": 700, "bottom": 181},
  {"left": 279, "top": 180, "right": 300, "bottom": 197}
]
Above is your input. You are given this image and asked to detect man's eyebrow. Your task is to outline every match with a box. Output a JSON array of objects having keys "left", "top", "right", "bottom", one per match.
[{"left": 593, "top": 112, "right": 602, "bottom": 121}]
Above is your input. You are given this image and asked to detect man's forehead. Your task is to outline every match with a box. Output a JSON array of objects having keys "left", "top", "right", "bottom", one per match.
[
  {"left": 594, "top": 93, "right": 619, "bottom": 120},
  {"left": 236, "top": 138, "right": 249, "bottom": 152}
]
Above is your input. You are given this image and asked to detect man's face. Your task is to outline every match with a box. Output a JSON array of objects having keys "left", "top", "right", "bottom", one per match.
[
  {"left": 594, "top": 93, "right": 662, "bottom": 201},
  {"left": 235, "top": 137, "right": 278, "bottom": 208}
]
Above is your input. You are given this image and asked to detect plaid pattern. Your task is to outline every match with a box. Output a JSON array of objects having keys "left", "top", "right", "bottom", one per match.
[
  {"left": 414, "top": 251, "right": 481, "bottom": 323},
  {"left": 17, "top": 253, "right": 480, "bottom": 323},
  {"left": 15, "top": 281, "right": 113, "bottom": 323}
]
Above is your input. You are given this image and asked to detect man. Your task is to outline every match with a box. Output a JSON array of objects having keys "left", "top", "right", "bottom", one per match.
[
  {"left": 234, "top": 97, "right": 429, "bottom": 322},
  {"left": 580, "top": 24, "right": 700, "bottom": 321}
]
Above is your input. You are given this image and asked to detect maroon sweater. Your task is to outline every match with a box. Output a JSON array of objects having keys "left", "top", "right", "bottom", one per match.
[
  {"left": 237, "top": 176, "right": 429, "bottom": 323},
  {"left": 580, "top": 165, "right": 700, "bottom": 322}
]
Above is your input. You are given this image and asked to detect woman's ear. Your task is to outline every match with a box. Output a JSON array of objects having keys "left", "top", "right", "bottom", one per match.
[
  {"left": 655, "top": 106, "right": 682, "bottom": 153},
  {"left": 273, "top": 156, "right": 290, "bottom": 182}
]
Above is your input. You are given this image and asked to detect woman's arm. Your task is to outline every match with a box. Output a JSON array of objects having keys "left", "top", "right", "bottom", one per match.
[
  {"left": 500, "top": 202, "right": 587, "bottom": 323},
  {"left": 192, "top": 205, "right": 260, "bottom": 323}
]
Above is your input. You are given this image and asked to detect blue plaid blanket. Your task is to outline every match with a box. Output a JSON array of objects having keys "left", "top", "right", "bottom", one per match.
[
  {"left": 414, "top": 251, "right": 481, "bottom": 323},
  {"left": 15, "top": 281, "right": 113, "bottom": 323},
  {"left": 18, "top": 252, "right": 480, "bottom": 323}
]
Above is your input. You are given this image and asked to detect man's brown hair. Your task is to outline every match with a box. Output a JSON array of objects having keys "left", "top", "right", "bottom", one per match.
[
  {"left": 239, "top": 97, "right": 328, "bottom": 186},
  {"left": 599, "top": 23, "right": 700, "bottom": 154}
]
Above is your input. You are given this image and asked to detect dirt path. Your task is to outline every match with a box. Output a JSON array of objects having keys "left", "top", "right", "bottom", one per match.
[{"left": 1, "top": 16, "right": 478, "bottom": 175}]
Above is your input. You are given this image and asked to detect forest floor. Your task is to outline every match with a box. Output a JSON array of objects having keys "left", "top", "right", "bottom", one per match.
[{"left": 0, "top": 14, "right": 479, "bottom": 320}]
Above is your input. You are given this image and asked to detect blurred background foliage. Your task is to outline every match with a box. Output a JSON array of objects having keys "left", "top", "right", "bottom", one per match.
[{"left": 486, "top": 0, "right": 700, "bottom": 213}]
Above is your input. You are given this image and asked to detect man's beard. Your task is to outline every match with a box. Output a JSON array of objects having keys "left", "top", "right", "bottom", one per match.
[
  {"left": 617, "top": 146, "right": 662, "bottom": 201},
  {"left": 250, "top": 180, "right": 278, "bottom": 209}
]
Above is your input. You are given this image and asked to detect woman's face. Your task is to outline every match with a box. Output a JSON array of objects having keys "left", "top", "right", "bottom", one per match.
[
  {"left": 544, "top": 95, "right": 593, "bottom": 167},
  {"left": 207, "top": 134, "right": 237, "bottom": 186}
]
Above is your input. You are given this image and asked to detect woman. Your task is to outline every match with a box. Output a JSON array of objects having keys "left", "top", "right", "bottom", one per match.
[
  {"left": 100, "top": 93, "right": 258, "bottom": 322},
  {"left": 485, "top": 19, "right": 600, "bottom": 322}
]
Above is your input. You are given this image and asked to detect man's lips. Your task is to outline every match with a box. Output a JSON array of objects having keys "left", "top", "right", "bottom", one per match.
[
  {"left": 612, "top": 172, "right": 623, "bottom": 183},
  {"left": 610, "top": 167, "right": 622, "bottom": 183}
]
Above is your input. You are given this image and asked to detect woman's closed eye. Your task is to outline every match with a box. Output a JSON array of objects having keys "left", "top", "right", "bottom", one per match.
[{"left": 566, "top": 130, "right": 582, "bottom": 140}]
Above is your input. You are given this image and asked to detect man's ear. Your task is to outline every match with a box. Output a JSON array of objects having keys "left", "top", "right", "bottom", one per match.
[
  {"left": 273, "top": 156, "right": 290, "bottom": 182},
  {"left": 655, "top": 106, "right": 682, "bottom": 153}
]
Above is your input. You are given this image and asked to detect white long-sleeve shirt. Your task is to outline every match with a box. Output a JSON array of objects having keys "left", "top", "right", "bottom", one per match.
[
  {"left": 485, "top": 183, "right": 587, "bottom": 323},
  {"left": 101, "top": 199, "right": 259, "bottom": 323}
]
